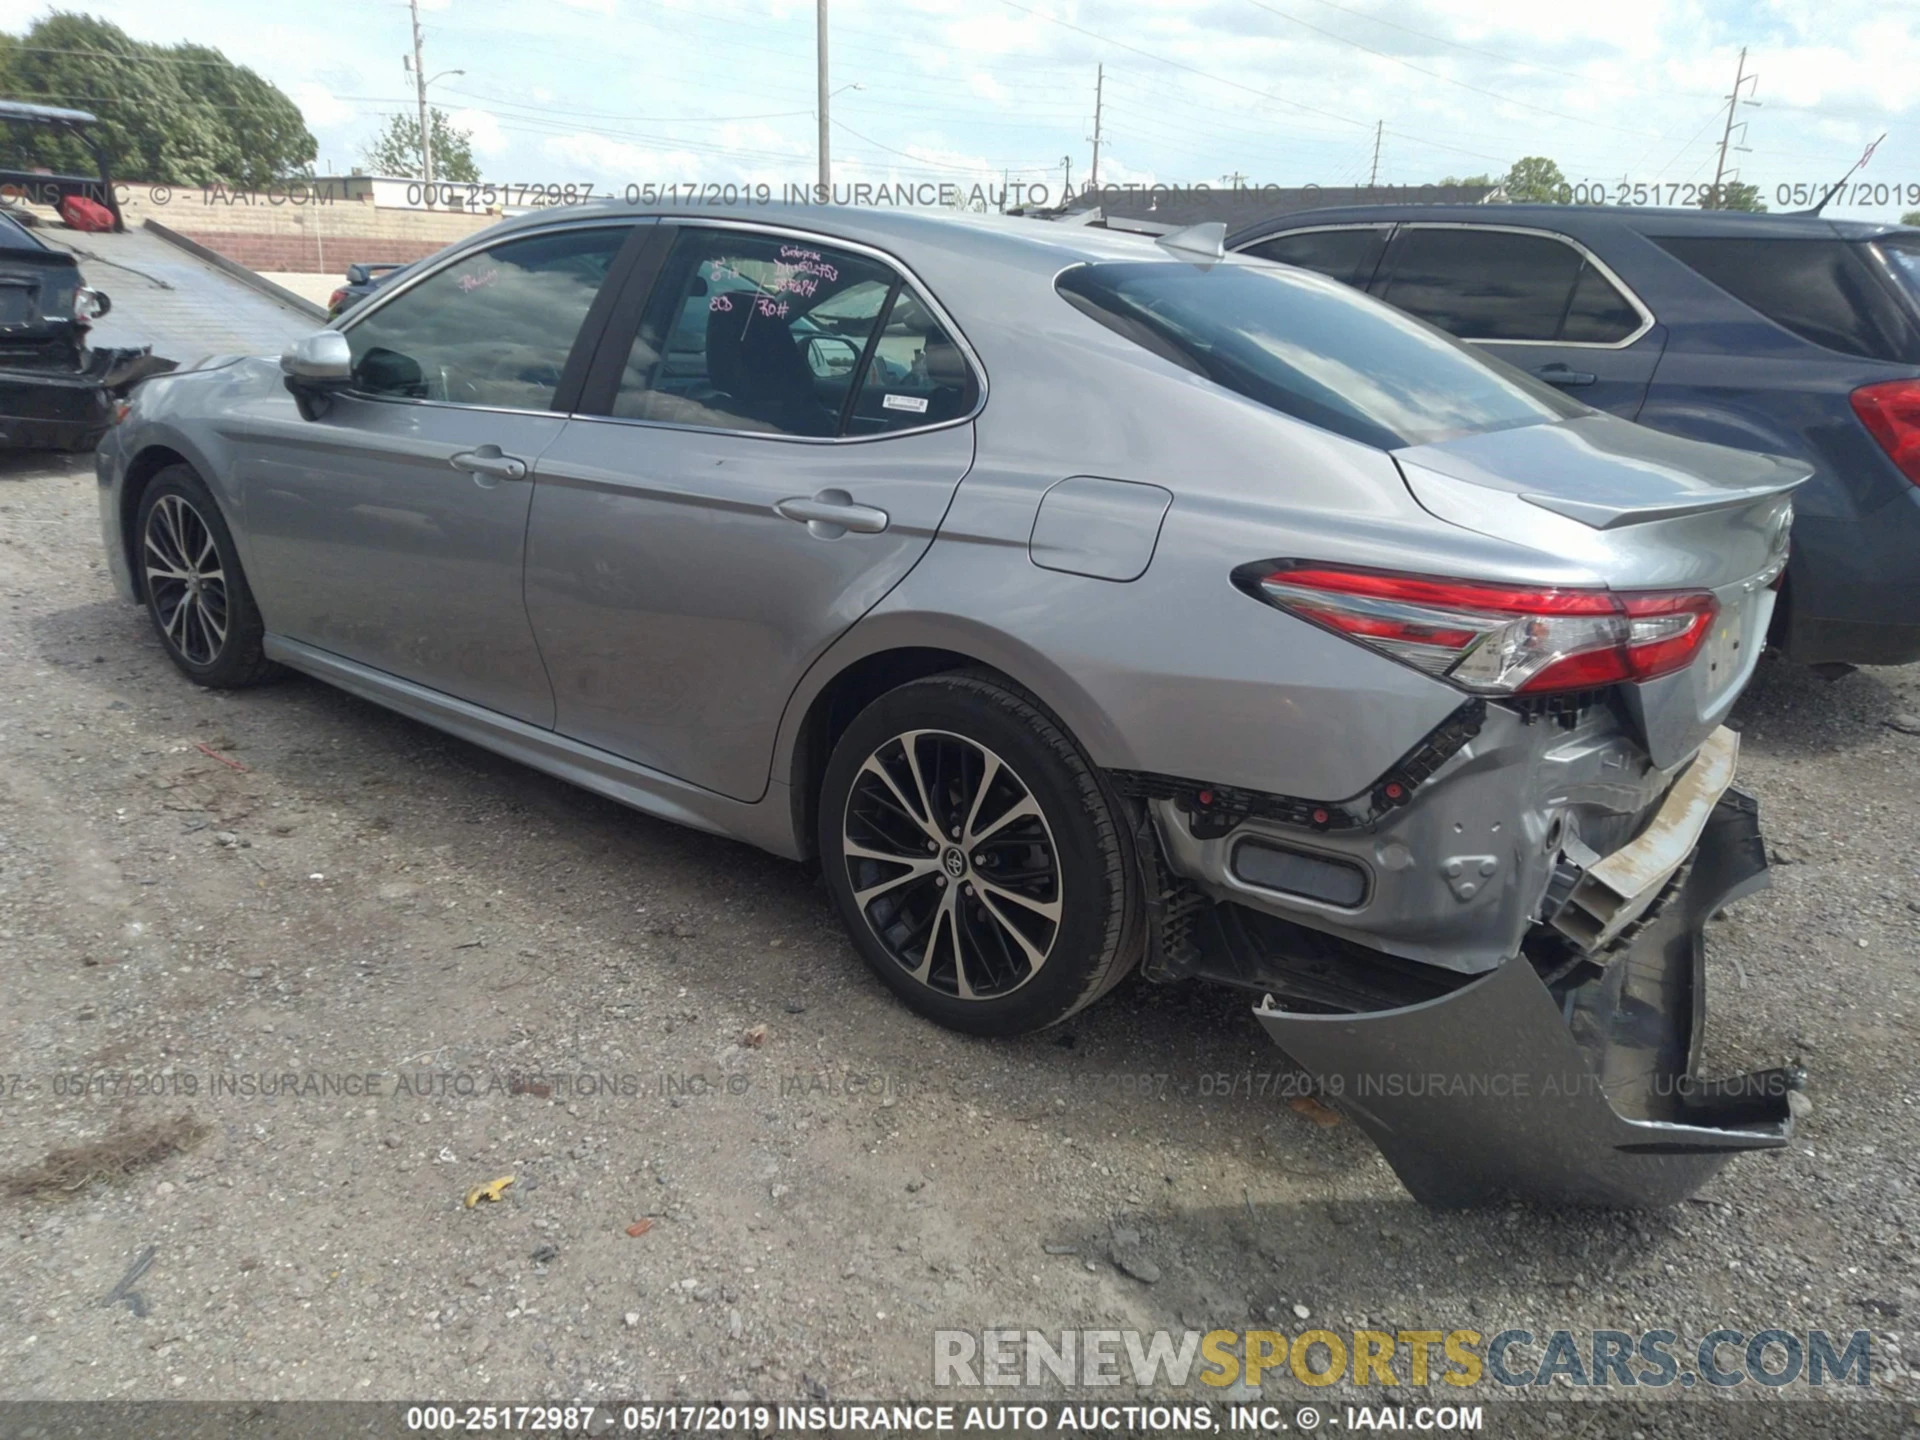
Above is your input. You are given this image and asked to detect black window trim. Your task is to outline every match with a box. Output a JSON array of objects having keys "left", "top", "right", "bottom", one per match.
[
  {"left": 562, "top": 217, "right": 988, "bottom": 447},
  {"left": 1233, "top": 222, "right": 1393, "bottom": 290},
  {"left": 331, "top": 216, "right": 656, "bottom": 419},
  {"left": 1375, "top": 222, "right": 1656, "bottom": 351}
]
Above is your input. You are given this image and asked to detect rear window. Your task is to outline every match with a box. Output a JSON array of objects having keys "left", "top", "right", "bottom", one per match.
[
  {"left": 1872, "top": 234, "right": 1920, "bottom": 310},
  {"left": 1653, "top": 235, "right": 1920, "bottom": 363},
  {"left": 1056, "top": 259, "right": 1582, "bottom": 450}
]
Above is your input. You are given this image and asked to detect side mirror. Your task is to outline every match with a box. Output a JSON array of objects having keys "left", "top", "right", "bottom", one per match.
[{"left": 280, "top": 330, "right": 353, "bottom": 419}]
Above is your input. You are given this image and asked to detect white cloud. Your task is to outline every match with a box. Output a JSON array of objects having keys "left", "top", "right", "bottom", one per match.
[
  {"left": 448, "top": 107, "right": 509, "bottom": 157},
  {"left": 291, "top": 82, "right": 354, "bottom": 129}
]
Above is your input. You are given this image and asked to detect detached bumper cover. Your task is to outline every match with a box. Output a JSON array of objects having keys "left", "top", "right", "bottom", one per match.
[{"left": 1257, "top": 791, "right": 1796, "bottom": 1208}]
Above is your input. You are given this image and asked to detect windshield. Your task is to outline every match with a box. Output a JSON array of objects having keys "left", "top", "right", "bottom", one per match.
[{"left": 1056, "top": 259, "right": 1584, "bottom": 450}]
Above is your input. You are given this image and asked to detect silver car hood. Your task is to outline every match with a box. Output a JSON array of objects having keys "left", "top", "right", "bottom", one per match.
[{"left": 1393, "top": 413, "right": 1808, "bottom": 768}]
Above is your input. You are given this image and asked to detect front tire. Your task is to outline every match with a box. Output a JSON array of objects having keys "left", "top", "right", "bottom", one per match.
[
  {"left": 818, "top": 671, "right": 1142, "bottom": 1036},
  {"left": 136, "top": 464, "right": 279, "bottom": 688}
]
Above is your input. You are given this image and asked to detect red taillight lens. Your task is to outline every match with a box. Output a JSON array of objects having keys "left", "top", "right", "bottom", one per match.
[
  {"left": 327, "top": 287, "right": 350, "bottom": 313},
  {"left": 1253, "top": 565, "right": 1718, "bottom": 695},
  {"left": 1850, "top": 379, "right": 1920, "bottom": 485}
]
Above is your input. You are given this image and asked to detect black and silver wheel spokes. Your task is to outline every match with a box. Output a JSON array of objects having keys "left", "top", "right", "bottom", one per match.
[
  {"left": 143, "top": 495, "right": 228, "bottom": 666},
  {"left": 843, "top": 729, "right": 1062, "bottom": 1000}
]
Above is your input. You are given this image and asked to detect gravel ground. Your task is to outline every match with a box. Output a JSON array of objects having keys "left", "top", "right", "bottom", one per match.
[{"left": 0, "top": 453, "right": 1917, "bottom": 1436}]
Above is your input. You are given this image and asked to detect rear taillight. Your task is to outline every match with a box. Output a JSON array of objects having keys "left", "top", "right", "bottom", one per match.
[
  {"left": 1850, "top": 379, "right": 1920, "bottom": 485},
  {"left": 73, "top": 285, "right": 105, "bottom": 327},
  {"left": 1250, "top": 565, "right": 1718, "bottom": 695},
  {"left": 327, "top": 287, "right": 350, "bottom": 313}
]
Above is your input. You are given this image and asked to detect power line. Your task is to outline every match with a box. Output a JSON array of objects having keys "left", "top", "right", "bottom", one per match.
[
  {"left": 993, "top": 0, "right": 1374, "bottom": 133},
  {"left": 1238, "top": 0, "right": 1699, "bottom": 142}
]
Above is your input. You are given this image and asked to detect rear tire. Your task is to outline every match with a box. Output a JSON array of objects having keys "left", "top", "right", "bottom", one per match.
[
  {"left": 136, "top": 464, "right": 279, "bottom": 688},
  {"left": 818, "top": 671, "right": 1142, "bottom": 1037}
]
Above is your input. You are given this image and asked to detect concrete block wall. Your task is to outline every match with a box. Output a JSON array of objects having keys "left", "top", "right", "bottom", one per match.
[{"left": 115, "top": 191, "right": 500, "bottom": 274}]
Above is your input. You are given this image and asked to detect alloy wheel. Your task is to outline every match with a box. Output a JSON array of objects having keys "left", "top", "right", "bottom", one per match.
[
  {"left": 841, "top": 729, "right": 1063, "bottom": 1000},
  {"left": 143, "top": 494, "right": 229, "bottom": 667}
]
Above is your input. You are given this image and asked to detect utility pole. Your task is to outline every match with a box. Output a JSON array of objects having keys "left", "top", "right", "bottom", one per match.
[
  {"left": 817, "top": 0, "right": 831, "bottom": 197},
  {"left": 408, "top": 0, "right": 433, "bottom": 187},
  {"left": 1062, "top": 154, "right": 1072, "bottom": 201},
  {"left": 1709, "top": 47, "right": 1758, "bottom": 209},
  {"left": 1368, "top": 119, "right": 1383, "bottom": 188},
  {"left": 1089, "top": 64, "right": 1104, "bottom": 191}
]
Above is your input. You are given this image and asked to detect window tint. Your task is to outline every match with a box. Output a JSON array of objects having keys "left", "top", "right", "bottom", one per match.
[
  {"left": 1654, "top": 236, "right": 1920, "bottom": 363},
  {"left": 612, "top": 230, "right": 908, "bottom": 437},
  {"left": 1380, "top": 228, "right": 1638, "bottom": 343},
  {"left": 346, "top": 227, "right": 627, "bottom": 408},
  {"left": 1876, "top": 235, "right": 1920, "bottom": 305},
  {"left": 844, "top": 288, "right": 979, "bottom": 435},
  {"left": 1561, "top": 262, "right": 1643, "bottom": 342},
  {"left": 1057, "top": 260, "right": 1582, "bottom": 451},
  {"left": 1241, "top": 228, "right": 1383, "bottom": 287}
]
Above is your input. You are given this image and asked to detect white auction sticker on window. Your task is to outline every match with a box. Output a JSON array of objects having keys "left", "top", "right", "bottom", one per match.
[{"left": 882, "top": 393, "right": 929, "bottom": 413}]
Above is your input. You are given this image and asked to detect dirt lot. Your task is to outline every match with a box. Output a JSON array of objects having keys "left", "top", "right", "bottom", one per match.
[{"left": 1, "top": 453, "right": 1917, "bottom": 1433}]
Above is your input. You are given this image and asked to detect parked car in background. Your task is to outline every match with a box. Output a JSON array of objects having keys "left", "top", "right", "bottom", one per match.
[
  {"left": 0, "top": 208, "right": 168, "bottom": 450},
  {"left": 1228, "top": 205, "right": 1920, "bottom": 668},
  {"left": 99, "top": 205, "right": 1804, "bottom": 1206},
  {"left": 327, "top": 260, "right": 410, "bottom": 319}
]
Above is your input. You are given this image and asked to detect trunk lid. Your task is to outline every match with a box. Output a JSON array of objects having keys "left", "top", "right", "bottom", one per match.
[{"left": 1394, "top": 411, "right": 1806, "bottom": 766}]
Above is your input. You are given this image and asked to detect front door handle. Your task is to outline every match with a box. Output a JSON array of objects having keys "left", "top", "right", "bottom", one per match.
[
  {"left": 450, "top": 445, "right": 530, "bottom": 482},
  {"left": 774, "top": 488, "right": 889, "bottom": 537},
  {"left": 1535, "top": 364, "right": 1597, "bottom": 388}
]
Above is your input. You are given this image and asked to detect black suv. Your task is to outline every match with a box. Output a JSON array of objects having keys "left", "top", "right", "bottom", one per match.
[{"left": 1228, "top": 205, "right": 1920, "bottom": 668}]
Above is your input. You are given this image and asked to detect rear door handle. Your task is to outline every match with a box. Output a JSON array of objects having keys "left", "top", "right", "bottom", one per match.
[
  {"left": 1535, "top": 364, "right": 1597, "bottom": 388},
  {"left": 450, "top": 445, "right": 529, "bottom": 481},
  {"left": 774, "top": 488, "right": 889, "bottom": 536}
]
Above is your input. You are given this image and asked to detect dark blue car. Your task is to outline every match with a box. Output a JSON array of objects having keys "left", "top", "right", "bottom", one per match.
[{"left": 1226, "top": 205, "right": 1920, "bottom": 667}]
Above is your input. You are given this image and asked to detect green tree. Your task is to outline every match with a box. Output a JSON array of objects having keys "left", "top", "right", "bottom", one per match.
[
  {"left": 1437, "top": 173, "right": 1493, "bottom": 187},
  {"left": 1502, "top": 155, "right": 1570, "bottom": 203},
  {"left": 360, "top": 109, "right": 480, "bottom": 183},
  {"left": 1901, "top": 210, "right": 1920, "bottom": 227},
  {"left": 1703, "top": 180, "right": 1767, "bottom": 213},
  {"left": 0, "top": 12, "right": 313, "bottom": 185}
]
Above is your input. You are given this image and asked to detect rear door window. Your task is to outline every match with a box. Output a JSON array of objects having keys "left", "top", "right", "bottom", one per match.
[
  {"left": 1653, "top": 235, "right": 1920, "bottom": 363},
  {"left": 844, "top": 288, "right": 979, "bottom": 435},
  {"left": 1379, "top": 227, "right": 1641, "bottom": 344},
  {"left": 344, "top": 226, "right": 629, "bottom": 409},
  {"left": 608, "top": 228, "right": 976, "bottom": 437},
  {"left": 1239, "top": 227, "right": 1386, "bottom": 288}
]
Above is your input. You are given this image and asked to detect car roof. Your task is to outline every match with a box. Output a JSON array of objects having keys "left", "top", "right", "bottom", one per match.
[
  {"left": 470, "top": 199, "right": 1228, "bottom": 275},
  {"left": 0, "top": 210, "right": 53, "bottom": 254},
  {"left": 1226, "top": 203, "right": 1915, "bottom": 247}
]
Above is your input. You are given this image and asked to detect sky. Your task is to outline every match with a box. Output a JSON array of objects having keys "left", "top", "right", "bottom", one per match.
[{"left": 4, "top": 0, "right": 1919, "bottom": 220}]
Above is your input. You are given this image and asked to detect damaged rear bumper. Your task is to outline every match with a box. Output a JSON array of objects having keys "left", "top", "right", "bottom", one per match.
[
  {"left": 0, "top": 345, "right": 174, "bottom": 451},
  {"left": 1255, "top": 789, "right": 1797, "bottom": 1208}
]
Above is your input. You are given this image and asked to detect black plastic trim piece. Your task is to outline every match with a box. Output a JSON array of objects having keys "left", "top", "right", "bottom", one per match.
[{"left": 1110, "top": 696, "right": 1487, "bottom": 838}]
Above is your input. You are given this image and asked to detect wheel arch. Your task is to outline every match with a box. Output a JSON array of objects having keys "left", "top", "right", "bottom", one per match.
[
  {"left": 780, "top": 619, "right": 1129, "bottom": 862},
  {"left": 119, "top": 443, "right": 197, "bottom": 602}
]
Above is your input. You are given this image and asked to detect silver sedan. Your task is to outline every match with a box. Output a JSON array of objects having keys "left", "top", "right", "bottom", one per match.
[{"left": 98, "top": 204, "right": 1808, "bottom": 1206}]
